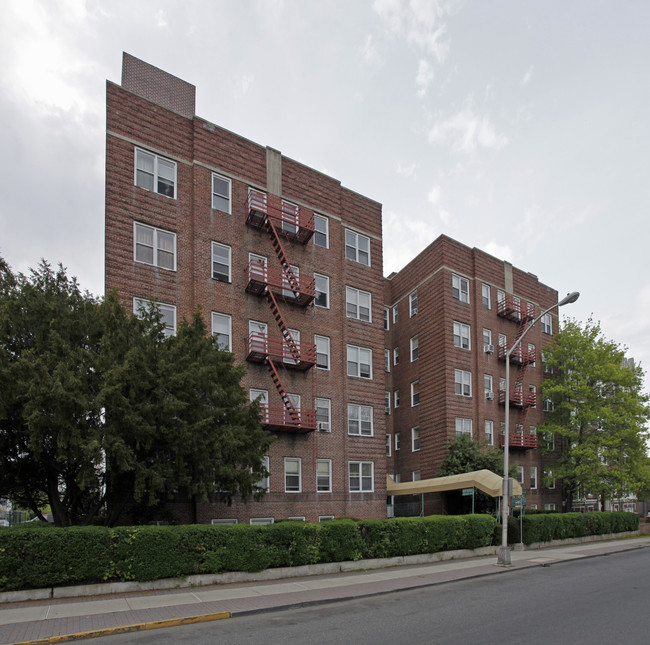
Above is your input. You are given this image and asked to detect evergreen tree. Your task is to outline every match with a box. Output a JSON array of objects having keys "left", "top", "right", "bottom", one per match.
[{"left": 540, "top": 319, "right": 649, "bottom": 511}]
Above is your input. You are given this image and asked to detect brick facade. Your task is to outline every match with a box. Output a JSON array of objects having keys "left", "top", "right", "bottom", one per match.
[{"left": 105, "top": 54, "right": 563, "bottom": 524}]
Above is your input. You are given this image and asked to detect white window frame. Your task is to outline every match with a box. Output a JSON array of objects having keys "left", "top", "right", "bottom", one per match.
[
  {"left": 455, "top": 418, "right": 472, "bottom": 437},
  {"left": 452, "top": 273, "right": 470, "bottom": 303},
  {"left": 410, "top": 335, "right": 419, "bottom": 361},
  {"left": 530, "top": 466, "right": 538, "bottom": 490},
  {"left": 314, "top": 273, "right": 330, "bottom": 309},
  {"left": 411, "top": 380, "right": 420, "bottom": 407},
  {"left": 485, "top": 420, "right": 494, "bottom": 445},
  {"left": 346, "top": 286, "right": 372, "bottom": 322},
  {"left": 250, "top": 389, "right": 269, "bottom": 422},
  {"left": 482, "top": 283, "right": 491, "bottom": 309},
  {"left": 454, "top": 369, "right": 472, "bottom": 397},
  {"left": 395, "top": 432, "right": 401, "bottom": 450},
  {"left": 412, "top": 470, "right": 421, "bottom": 482},
  {"left": 134, "top": 148, "right": 177, "bottom": 198},
  {"left": 411, "top": 426, "right": 420, "bottom": 452},
  {"left": 347, "top": 345, "right": 373, "bottom": 379},
  {"left": 394, "top": 390, "right": 400, "bottom": 408},
  {"left": 516, "top": 466, "right": 524, "bottom": 484},
  {"left": 317, "top": 459, "right": 332, "bottom": 493},
  {"left": 483, "top": 328, "right": 492, "bottom": 346},
  {"left": 313, "top": 214, "right": 329, "bottom": 248},
  {"left": 211, "top": 172, "right": 232, "bottom": 213},
  {"left": 348, "top": 403, "right": 373, "bottom": 436},
  {"left": 409, "top": 290, "right": 418, "bottom": 316},
  {"left": 453, "top": 321, "right": 471, "bottom": 350},
  {"left": 392, "top": 305, "right": 398, "bottom": 324},
  {"left": 134, "top": 298, "right": 177, "bottom": 338},
  {"left": 211, "top": 312, "right": 232, "bottom": 351},
  {"left": 211, "top": 241, "right": 232, "bottom": 283},
  {"left": 315, "top": 335, "right": 330, "bottom": 370},
  {"left": 385, "top": 391, "right": 391, "bottom": 415},
  {"left": 284, "top": 458, "right": 302, "bottom": 493},
  {"left": 316, "top": 397, "right": 332, "bottom": 432},
  {"left": 345, "top": 229, "right": 371, "bottom": 266},
  {"left": 541, "top": 313, "right": 553, "bottom": 335},
  {"left": 384, "top": 306, "right": 390, "bottom": 331},
  {"left": 349, "top": 461, "right": 374, "bottom": 492},
  {"left": 255, "top": 455, "right": 270, "bottom": 493},
  {"left": 386, "top": 434, "right": 392, "bottom": 457},
  {"left": 250, "top": 517, "right": 274, "bottom": 525},
  {"left": 484, "top": 374, "right": 493, "bottom": 400},
  {"left": 385, "top": 349, "right": 391, "bottom": 372},
  {"left": 393, "top": 347, "right": 399, "bottom": 366},
  {"left": 134, "top": 222, "right": 177, "bottom": 270}
]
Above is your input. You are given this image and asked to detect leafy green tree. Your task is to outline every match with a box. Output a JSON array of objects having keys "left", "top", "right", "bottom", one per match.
[{"left": 540, "top": 319, "right": 650, "bottom": 511}]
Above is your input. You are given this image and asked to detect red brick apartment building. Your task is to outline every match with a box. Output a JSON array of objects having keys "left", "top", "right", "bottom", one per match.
[{"left": 105, "top": 54, "right": 563, "bottom": 524}]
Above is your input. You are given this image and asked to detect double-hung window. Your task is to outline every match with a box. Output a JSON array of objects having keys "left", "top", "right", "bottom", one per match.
[
  {"left": 212, "top": 242, "right": 232, "bottom": 282},
  {"left": 211, "top": 312, "right": 232, "bottom": 351},
  {"left": 345, "top": 230, "right": 370, "bottom": 266},
  {"left": 317, "top": 460, "right": 332, "bottom": 492},
  {"left": 212, "top": 173, "right": 231, "bottom": 212},
  {"left": 134, "top": 298, "right": 177, "bottom": 337},
  {"left": 347, "top": 345, "right": 372, "bottom": 379},
  {"left": 541, "top": 313, "right": 553, "bottom": 335},
  {"left": 349, "top": 461, "right": 373, "bottom": 492},
  {"left": 482, "top": 283, "right": 491, "bottom": 308},
  {"left": 384, "top": 307, "right": 390, "bottom": 330},
  {"left": 409, "top": 290, "right": 418, "bottom": 316},
  {"left": 314, "top": 273, "right": 329, "bottom": 308},
  {"left": 315, "top": 335, "right": 330, "bottom": 370},
  {"left": 411, "top": 381, "right": 420, "bottom": 406},
  {"left": 316, "top": 398, "right": 331, "bottom": 432},
  {"left": 348, "top": 404, "right": 373, "bottom": 436},
  {"left": 452, "top": 274, "right": 470, "bottom": 303},
  {"left": 530, "top": 466, "right": 538, "bottom": 490},
  {"left": 485, "top": 420, "right": 494, "bottom": 445},
  {"left": 285, "top": 458, "right": 301, "bottom": 493},
  {"left": 411, "top": 426, "right": 420, "bottom": 451},
  {"left": 314, "top": 214, "right": 329, "bottom": 248},
  {"left": 134, "top": 223, "right": 176, "bottom": 270},
  {"left": 455, "top": 418, "right": 472, "bottom": 437},
  {"left": 453, "top": 322, "right": 471, "bottom": 350},
  {"left": 410, "top": 335, "right": 419, "bottom": 361},
  {"left": 455, "top": 369, "right": 472, "bottom": 397},
  {"left": 135, "top": 148, "right": 176, "bottom": 198},
  {"left": 385, "top": 391, "right": 391, "bottom": 414},
  {"left": 346, "top": 287, "right": 372, "bottom": 322},
  {"left": 385, "top": 349, "right": 391, "bottom": 372}
]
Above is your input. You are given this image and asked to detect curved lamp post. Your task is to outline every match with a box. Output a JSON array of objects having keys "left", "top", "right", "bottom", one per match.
[{"left": 497, "top": 291, "right": 579, "bottom": 565}]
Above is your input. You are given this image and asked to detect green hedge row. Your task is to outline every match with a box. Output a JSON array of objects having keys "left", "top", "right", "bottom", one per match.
[
  {"left": 500, "top": 511, "right": 639, "bottom": 545},
  {"left": 0, "top": 515, "right": 494, "bottom": 592}
]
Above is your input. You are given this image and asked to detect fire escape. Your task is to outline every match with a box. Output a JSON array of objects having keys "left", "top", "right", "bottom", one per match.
[
  {"left": 497, "top": 295, "right": 538, "bottom": 449},
  {"left": 245, "top": 189, "right": 316, "bottom": 432}
]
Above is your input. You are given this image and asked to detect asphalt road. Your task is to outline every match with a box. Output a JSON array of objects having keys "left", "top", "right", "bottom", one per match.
[{"left": 90, "top": 548, "right": 649, "bottom": 644}]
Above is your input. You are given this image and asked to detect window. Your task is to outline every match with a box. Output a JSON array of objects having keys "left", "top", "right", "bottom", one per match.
[
  {"left": 410, "top": 335, "right": 419, "bottom": 361},
  {"left": 134, "top": 298, "right": 176, "bottom": 337},
  {"left": 384, "top": 349, "right": 391, "bottom": 372},
  {"left": 529, "top": 385, "right": 537, "bottom": 407},
  {"left": 497, "top": 289, "right": 505, "bottom": 309},
  {"left": 545, "top": 432, "right": 555, "bottom": 451},
  {"left": 545, "top": 469, "right": 555, "bottom": 489},
  {"left": 386, "top": 434, "right": 392, "bottom": 457},
  {"left": 542, "top": 398, "right": 554, "bottom": 412},
  {"left": 542, "top": 352, "right": 553, "bottom": 374},
  {"left": 212, "top": 173, "right": 231, "bottom": 212},
  {"left": 528, "top": 343, "right": 536, "bottom": 367},
  {"left": 452, "top": 273, "right": 469, "bottom": 303},
  {"left": 541, "top": 313, "right": 553, "bottom": 335},
  {"left": 211, "top": 312, "right": 232, "bottom": 351},
  {"left": 319, "top": 515, "right": 335, "bottom": 522},
  {"left": 411, "top": 381, "right": 420, "bottom": 406},
  {"left": 516, "top": 466, "right": 524, "bottom": 484},
  {"left": 483, "top": 328, "right": 492, "bottom": 347},
  {"left": 317, "top": 459, "right": 332, "bottom": 492},
  {"left": 281, "top": 200, "right": 299, "bottom": 237},
  {"left": 135, "top": 148, "right": 176, "bottom": 198},
  {"left": 392, "top": 305, "right": 398, "bottom": 324},
  {"left": 250, "top": 389, "right": 269, "bottom": 421},
  {"left": 285, "top": 458, "right": 301, "bottom": 492},
  {"left": 314, "top": 273, "right": 329, "bottom": 308},
  {"left": 499, "top": 378, "right": 506, "bottom": 392},
  {"left": 412, "top": 426, "right": 420, "bottom": 451},
  {"left": 348, "top": 404, "right": 373, "bottom": 436},
  {"left": 134, "top": 222, "right": 176, "bottom": 270},
  {"left": 250, "top": 517, "right": 274, "bottom": 525},
  {"left": 412, "top": 470, "right": 421, "bottom": 482},
  {"left": 314, "top": 214, "right": 329, "bottom": 248},
  {"left": 544, "top": 503, "right": 556, "bottom": 511},
  {"left": 530, "top": 466, "right": 538, "bottom": 490},
  {"left": 346, "top": 287, "right": 372, "bottom": 322},
  {"left": 282, "top": 329, "right": 300, "bottom": 366},
  {"left": 316, "top": 398, "right": 332, "bottom": 432},
  {"left": 484, "top": 374, "right": 493, "bottom": 398},
  {"left": 345, "top": 229, "right": 370, "bottom": 266},
  {"left": 455, "top": 418, "right": 472, "bottom": 437},
  {"left": 409, "top": 290, "right": 418, "bottom": 316},
  {"left": 282, "top": 265, "right": 299, "bottom": 300},
  {"left": 212, "top": 242, "right": 232, "bottom": 282},
  {"left": 485, "top": 420, "right": 494, "bottom": 445},
  {"left": 349, "top": 461, "right": 374, "bottom": 492},
  {"left": 394, "top": 390, "right": 400, "bottom": 408},
  {"left": 384, "top": 307, "right": 390, "bottom": 330},
  {"left": 395, "top": 432, "right": 401, "bottom": 450},
  {"left": 347, "top": 345, "right": 372, "bottom": 379},
  {"left": 482, "top": 283, "right": 491, "bottom": 309},
  {"left": 453, "top": 322, "right": 471, "bottom": 350},
  {"left": 255, "top": 455, "right": 270, "bottom": 493},
  {"left": 455, "top": 369, "right": 472, "bottom": 397},
  {"left": 498, "top": 333, "right": 507, "bottom": 349},
  {"left": 393, "top": 347, "right": 399, "bottom": 366},
  {"left": 385, "top": 391, "right": 391, "bottom": 414},
  {"left": 315, "top": 335, "right": 330, "bottom": 370}
]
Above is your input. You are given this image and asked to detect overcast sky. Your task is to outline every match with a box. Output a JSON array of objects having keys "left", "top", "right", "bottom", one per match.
[{"left": 1, "top": 0, "right": 649, "bottom": 387}]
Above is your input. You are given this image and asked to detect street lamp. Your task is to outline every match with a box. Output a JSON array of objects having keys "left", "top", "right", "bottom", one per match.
[{"left": 496, "top": 291, "right": 579, "bottom": 565}]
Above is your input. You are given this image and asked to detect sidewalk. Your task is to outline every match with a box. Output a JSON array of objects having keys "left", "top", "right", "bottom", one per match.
[{"left": 1, "top": 537, "right": 648, "bottom": 645}]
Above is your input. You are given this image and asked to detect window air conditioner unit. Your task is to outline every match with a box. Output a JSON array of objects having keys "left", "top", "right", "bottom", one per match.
[
  {"left": 318, "top": 423, "right": 330, "bottom": 432},
  {"left": 485, "top": 391, "right": 494, "bottom": 401},
  {"left": 484, "top": 344, "right": 494, "bottom": 354}
]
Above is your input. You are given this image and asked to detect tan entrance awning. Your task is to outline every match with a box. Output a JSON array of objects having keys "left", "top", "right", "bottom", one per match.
[{"left": 386, "top": 469, "right": 522, "bottom": 498}]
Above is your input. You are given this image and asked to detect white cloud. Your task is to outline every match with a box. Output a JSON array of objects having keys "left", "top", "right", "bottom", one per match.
[
  {"left": 428, "top": 105, "right": 508, "bottom": 155},
  {"left": 483, "top": 242, "right": 515, "bottom": 264},
  {"left": 521, "top": 65, "right": 534, "bottom": 86},
  {"left": 372, "top": 0, "right": 404, "bottom": 34},
  {"left": 155, "top": 10, "right": 168, "bottom": 28},
  {"left": 396, "top": 161, "right": 416, "bottom": 177},
  {"left": 359, "top": 34, "right": 378, "bottom": 64},
  {"left": 427, "top": 185, "right": 441, "bottom": 204},
  {"left": 415, "top": 59, "right": 434, "bottom": 96}
]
